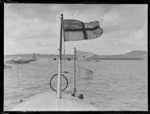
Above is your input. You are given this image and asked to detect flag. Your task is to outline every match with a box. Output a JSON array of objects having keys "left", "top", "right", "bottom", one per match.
[
  {"left": 76, "top": 50, "right": 94, "bottom": 62},
  {"left": 78, "top": 67, "right": 93, "bottom": 80},
  {"left": 63, "top": 19, "right": 103, "bottom": 41}
]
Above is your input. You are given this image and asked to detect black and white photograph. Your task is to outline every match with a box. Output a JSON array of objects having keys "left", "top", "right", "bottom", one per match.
[{"left": 4, "top": 4, "right": 148, "bottom": 111}]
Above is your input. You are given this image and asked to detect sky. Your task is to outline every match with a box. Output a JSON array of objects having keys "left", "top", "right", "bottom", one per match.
[{"left": 4, "top": 4, "right": 147, "bottom": 55}]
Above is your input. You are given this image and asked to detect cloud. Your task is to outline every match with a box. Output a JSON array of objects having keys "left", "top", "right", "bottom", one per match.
[
  {"left": 101, "top": 5, "right": 147, "bottom": 33},
  {"left": 4, "top": 7, "right": 60, "bottom": 55},
  {"left": 102, "top": 10, "right": 123, "bottom": 27},
  {"left": 49, "top": 4, "right": 65, "bottom": 12},
  {"left": 5, "top": 18, "right": 49, "bottom": 40},
  {"left": 4, "top": 4, "right": 147, "bottom": 55},
  {"left": 120, "top": 29, "right": 147, "bottom": 48},
  {"left": 5, "top": 12, "right": 59, "bottom": 40}
]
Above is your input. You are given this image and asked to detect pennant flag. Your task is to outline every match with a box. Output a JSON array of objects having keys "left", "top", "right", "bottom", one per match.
[
  {"left": 76, "top": 50, "right": 94, "bottom": 62},
  {"left": 78, "top": 67, "right": 93, "bottom": 80},
  {"left": 63, "top": 19, "right": 103, "bottom": 41}
]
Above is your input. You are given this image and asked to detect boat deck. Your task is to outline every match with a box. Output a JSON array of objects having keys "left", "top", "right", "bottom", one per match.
[{"left": 10, "top": 91, "right": 99, "bottom": 111}]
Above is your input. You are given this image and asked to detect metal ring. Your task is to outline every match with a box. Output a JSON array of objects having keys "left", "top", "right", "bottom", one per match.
[{"left": 49, "top": 74, "right": 68, "bottom": 92}]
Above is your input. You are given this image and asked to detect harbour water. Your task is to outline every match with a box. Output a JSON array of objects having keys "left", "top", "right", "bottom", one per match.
[{"left": 4, "top": 58, "right": 147, "bottom": 111}]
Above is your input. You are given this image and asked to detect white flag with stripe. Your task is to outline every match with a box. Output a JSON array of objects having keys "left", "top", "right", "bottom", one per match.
[
  {"left": 78, "top": 67, "right": 93, "bottom": 80},
  {"left": 63, "top": 19, "right": 103, "bottom": 41}
]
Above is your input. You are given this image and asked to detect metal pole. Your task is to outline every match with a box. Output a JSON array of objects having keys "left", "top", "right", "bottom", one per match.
[
  {"left": 74, "top": 47, "right": 77, "bottom": 96},
  {"left": 63, "top": 19, "right": 66, "bottom": 73},
  {"left": 57, "top": 14, "right": 63, "bottom": 98},
  {"left": 63, "top": 43, "right": 65, "bottom": 72}
]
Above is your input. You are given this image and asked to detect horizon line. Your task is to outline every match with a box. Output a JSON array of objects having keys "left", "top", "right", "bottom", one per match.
[{"left": 4, "top": 49, "right": 147, "bottom": 56}]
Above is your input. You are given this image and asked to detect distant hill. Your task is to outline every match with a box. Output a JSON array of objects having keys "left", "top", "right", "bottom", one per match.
[
  {"left": 124, "top": 50, "right": 147, "bottom": 58},
  {"left": 86, "top": 50, "right": 147, "bottom": 60}
]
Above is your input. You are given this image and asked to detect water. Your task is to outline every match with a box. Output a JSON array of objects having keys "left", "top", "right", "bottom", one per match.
[{"left": 4, "top": 58, "right": 148, "bottom": 111}]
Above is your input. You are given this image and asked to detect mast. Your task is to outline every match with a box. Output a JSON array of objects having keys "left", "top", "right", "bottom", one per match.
[
  {"left": 73, "top": 47, "right": 77, "bottom": 96},
  {"left": 57, "top": 14, "right": 63, "bottom": 98}
]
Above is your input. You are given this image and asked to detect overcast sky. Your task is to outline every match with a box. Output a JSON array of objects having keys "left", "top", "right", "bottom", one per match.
[{"left": 4, "top": 4, "right": 147, "bottom": 55}]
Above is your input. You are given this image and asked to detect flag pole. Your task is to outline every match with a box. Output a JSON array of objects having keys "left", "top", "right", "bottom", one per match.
[
  {"left": 72, "top": 47, "right": 77, "bottom": 96},
  {"left": 76, "top": 50, "right": 80, "bottom": 79},
  {"left": 57, "top": 14, "right": 63, "bottom": 98}
]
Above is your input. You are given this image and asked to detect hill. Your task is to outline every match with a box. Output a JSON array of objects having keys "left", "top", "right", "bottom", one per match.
[
  {"left": 86, "top": 50, "right": 147, "bottom": 60},
  {"left": 124, "top": 50, "right": 147, "bottom": 58}
]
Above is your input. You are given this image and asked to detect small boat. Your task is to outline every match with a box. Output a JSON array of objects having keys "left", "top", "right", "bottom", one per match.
[
  {"left": 5, "top": 53, "right": 37, "bottom": 64},
  {"left": 4, "top": 64, "right": 11, "bottom": 69}
]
